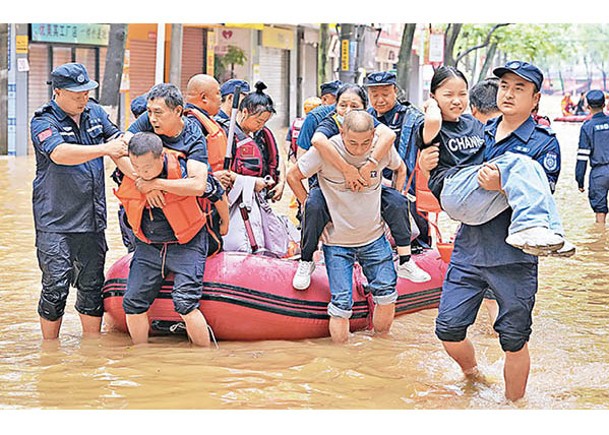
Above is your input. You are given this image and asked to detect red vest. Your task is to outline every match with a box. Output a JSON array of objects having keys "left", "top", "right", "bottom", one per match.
[
  {"left": 184, "top": 107, "right": 228, "bottom": 172},
  {"left": 289, "top": 117, "right": 305, "bottom": 157},
  {"left": 231, "top": 126, "right": 280, "bottom": 183},
  {"left": 114, "top": 152, "right": 206, "bottom": 244}
]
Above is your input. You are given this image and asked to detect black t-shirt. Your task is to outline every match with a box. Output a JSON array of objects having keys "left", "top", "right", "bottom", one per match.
[{"left": 416, "top": 113, "right": 485, "bottom": 201}]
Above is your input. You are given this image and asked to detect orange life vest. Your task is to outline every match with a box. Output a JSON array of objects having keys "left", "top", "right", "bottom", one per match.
[
  {"left": 184, "top": 107, "right": 228, "bottom": 172},
  {"left": 114, "top": 151, "right": 207, "bottom": 244}
]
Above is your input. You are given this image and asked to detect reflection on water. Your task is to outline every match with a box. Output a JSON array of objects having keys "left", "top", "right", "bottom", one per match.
[{"left": 0, "top": 113, "right": 608, "bottom": 415}]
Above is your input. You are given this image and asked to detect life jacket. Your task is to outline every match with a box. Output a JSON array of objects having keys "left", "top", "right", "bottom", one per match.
[
  {"left": 114, "top": 151, "right": 207, "bottom": 245},
  {"left": 231, "top": 126, "right": 280, "bottom": 183},
  {"left": 289, "top": 117, "right": 305, "bottom": 159},
  {"left": 183, "top": 107, "right": 228, "bottom": 173}
]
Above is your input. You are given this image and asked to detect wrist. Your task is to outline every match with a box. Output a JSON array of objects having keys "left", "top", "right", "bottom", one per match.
[{"left": 366, "top": 156, "right": 379, "bottom": 166}]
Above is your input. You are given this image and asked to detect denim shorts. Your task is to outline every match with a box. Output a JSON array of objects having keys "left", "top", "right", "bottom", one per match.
[
  {"left": 123, "top": 230, "right": 208, "bottom": 316},
  {"left": 435, "top": 261, "right": 538, "bottom": 352},
  {"left": 322, "top": 235, "right": 397, "bottom": 318}
]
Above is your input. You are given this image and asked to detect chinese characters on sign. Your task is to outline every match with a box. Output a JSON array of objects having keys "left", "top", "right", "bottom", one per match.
[{"left": 31, "top": 24, "right": 110, "bottom": 46}]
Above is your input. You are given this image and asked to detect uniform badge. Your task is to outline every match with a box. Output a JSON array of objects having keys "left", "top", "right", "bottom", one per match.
[
  {"left": 543, "top": 151, "right": 558, "bottom": 172},
  {"left": 77, "top": 74, "right": 85, "bottom": 83},
  {"left": 37, "top": 128, "right": 52, "bottom": 143}
]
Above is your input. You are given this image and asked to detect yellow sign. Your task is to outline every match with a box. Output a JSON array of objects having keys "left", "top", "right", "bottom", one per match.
[
  {"left": 262, "top": 27, "right": 294, "bottom": 50},
  {"left": 341, "top": 40, "right": 349, "bottom": 71},
  {"left": 16, "top": 35, "right": 28, "bottom": 54},
  {"left": 206, "top": 31, "right": 215, "bottom": 76}
]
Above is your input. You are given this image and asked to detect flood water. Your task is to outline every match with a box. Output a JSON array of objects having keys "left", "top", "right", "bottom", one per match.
[{"left": 0, "top": 97, "right": 607, "bottom": 430}]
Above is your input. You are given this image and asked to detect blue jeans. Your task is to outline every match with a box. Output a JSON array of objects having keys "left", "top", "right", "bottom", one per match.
[
  {"left": 301, "top": 185, "right": 411, "bottom": 261},
  {"left": 322, "top": 236, "right": 398, "bottom": 318},
  {"left": 440, "top": 152, "right": 564, "bottom": 236}
]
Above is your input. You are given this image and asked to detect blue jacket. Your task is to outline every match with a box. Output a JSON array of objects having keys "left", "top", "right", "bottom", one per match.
[
  {"left": 576, "top": 112, "right": 609, "bottom": 188},
  {"left": 368, "top": 102, "right": 424, "bottom": 193},
  {"left": 30, "top": 100, "right": 121, "bottom": 233},
  {"left": 296, "top": 104, "right": 335, "bottom": 151},
  {"left": 452, "top": 115, "right": 561, "bottom": 267}
]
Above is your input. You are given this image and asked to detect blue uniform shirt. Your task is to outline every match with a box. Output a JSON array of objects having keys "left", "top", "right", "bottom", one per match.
[
  {"left": 368, "top": 102, "right": 424, "bottom": 191},
  {"left": 128, "top": 112, "right": 208, "bottom": 164},
  {"left": 576, "top": 112, "right": 609, "bottom": 188},
  {"left": 215, "top": 109, "right": 230, "bottom": 121},
  {"left": 31, "top": 100, "right": 121, "bottom": 233},
  {"left": 296, "top": 104, "right": 335, "bottom": 151},
  {"left": 452, "top": 115, "right": 561, "bottom": 267}
]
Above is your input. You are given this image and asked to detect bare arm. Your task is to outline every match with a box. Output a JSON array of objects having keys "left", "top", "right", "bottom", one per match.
[
  {"left": 422, "top": 98, "right": 442, "bottom": 145},
  {"left": 50, "top": 137, "right": 127, "bottom": 166},
  {"left": 136, "top": 159, "right": 208, "bottom": 197},
  {"left": 359, "top": 123, "right": 396, "bottom": 184},
  {"left": 286, "top": 164, "right": 309, "bottom": 205},
  {"left": 311, "top": 131, "right": 365, "bottom": 189},
  {"left": 215, "top": 194, "right": 230, "bottom": 236},
  {"left": 393, "top": 160, "right": 407, "bottom": 192}
]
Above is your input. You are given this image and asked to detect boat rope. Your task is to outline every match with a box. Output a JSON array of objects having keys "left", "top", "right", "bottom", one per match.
[{"left": 208, "top": 324, "right": 219, "bottom": 349}]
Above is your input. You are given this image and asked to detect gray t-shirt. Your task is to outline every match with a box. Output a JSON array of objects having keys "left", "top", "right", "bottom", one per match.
[{"left": 298, "top": 134, "right": 403, "bottom": 247}]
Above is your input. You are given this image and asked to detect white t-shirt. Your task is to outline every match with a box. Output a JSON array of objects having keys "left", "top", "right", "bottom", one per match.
[{"left": 298, "top": 134, "right": 403, "bottom": 247}]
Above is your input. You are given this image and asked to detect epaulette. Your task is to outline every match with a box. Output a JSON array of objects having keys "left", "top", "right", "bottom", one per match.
[
  {"left": 33, "top": 102, "right": 53, "bottom": 117},
  {"left": 535, "top": 122, "right": 556, "bottom": 136}
]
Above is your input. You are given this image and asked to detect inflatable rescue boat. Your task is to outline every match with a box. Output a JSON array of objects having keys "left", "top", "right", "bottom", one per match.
[{"left": 102, "top": 249, "right": 447, "bottom": 341}]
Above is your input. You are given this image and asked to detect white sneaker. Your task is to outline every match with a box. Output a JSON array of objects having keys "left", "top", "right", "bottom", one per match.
[
  {"left": 293, "top": 260, "right": 316, "bottom": 290},
  {"left": 505, "top": 227, "right": 564, "bottom": 252},
  {"left": 397, "top": 258, "right": 431, "bottom": 283},
  {"left": 549, "top": 240, "right": 576, "bottom": 258}
]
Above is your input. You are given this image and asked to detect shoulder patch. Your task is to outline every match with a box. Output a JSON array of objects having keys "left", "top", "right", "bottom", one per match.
[
  {"left": 37, "top": 128, "right": 53, "bottom": 143},
  {"left": 542, "top": 150, "right": 559, "bottom": 172}
]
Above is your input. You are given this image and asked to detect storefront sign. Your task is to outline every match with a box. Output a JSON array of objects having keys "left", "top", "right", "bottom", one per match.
[
  {"left": 341, "top": 39, "right": 349, "bottom": 71},
  {"left": 429, "top": 33, "right": 445, "bottom": 63},
  {"left": 31, "top": 24, "right": 110, "bottom": 46},
  {"left": 16, "top": 35, "right": 28, "bottom": 54},
  {"left": 206, "top": 31, "right": 215, "bottom": 76},
  {"left": 262, "top": 27, "right": 294, "bottom": 50}
]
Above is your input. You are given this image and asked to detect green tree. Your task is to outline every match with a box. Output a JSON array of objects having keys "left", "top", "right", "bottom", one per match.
[{"left": 215, "top": 45, "right": 247, "bottom": 80}]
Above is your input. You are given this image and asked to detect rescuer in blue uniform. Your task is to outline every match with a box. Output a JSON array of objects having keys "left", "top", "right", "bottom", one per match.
[
  {"left": 364, "top": 71, "right": 430, "bottom": 251},
  {"left": 576, "top": 89, "right": 609, "bottom": 224},
  {"left": 30, "top": 62, "right": 127, "bottom": 340},
  {"left": 216, "top": 79, "right": 251, "bottom": 121},
  {"left": 422, "top": 61, "right": 562, "bottom": 401}
]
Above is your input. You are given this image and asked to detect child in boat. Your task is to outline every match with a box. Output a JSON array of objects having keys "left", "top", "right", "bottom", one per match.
[
  {"left": 115, "top": 132, "right": 228, "bottom": 347},
  {"left": 287, "top": 110, "right": 406, "bottom": 344},
  {"left": 417, "top": 65, "right": 574, "bottom": 256}
]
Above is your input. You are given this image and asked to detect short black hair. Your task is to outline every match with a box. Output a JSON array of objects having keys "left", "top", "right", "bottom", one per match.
[
  {"left": 147, "top": 83, "right": 184, "bottom": 111},
  {"left": 128, "top": 132, "right": 163, "bottom": 158},
  {"left": 470, "top": 77, "right": 500, "bottom": 115}
]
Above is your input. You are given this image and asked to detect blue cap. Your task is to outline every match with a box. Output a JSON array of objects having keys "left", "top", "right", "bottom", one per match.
[
  {"left": 493, "top": 61, "right": 544, "bottom": 91},
  {"left": 130, "top": 93, "right": 148, "bottom": 117},
  {"left": 364, "top": 71, "right": 397, "bottom": 87},
  {"left": 320, "top": 80, "right": 342, "bottom": 96},
  {"left": 50, "top": 62, "right": 98, "bottom": 92},
  {"left": 220, "top": 79, "right": 250, "bottom": 97},
  {"left": 586, "top": 89, "right": 605, "bottom": 108}
]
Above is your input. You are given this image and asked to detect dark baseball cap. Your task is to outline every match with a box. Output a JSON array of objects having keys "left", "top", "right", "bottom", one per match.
[
  {"left": 586, "top": 89, "right": 605, "bottom": 108},
  {"left": 364, "top": 71, "right": 397, "bottom": 87},
  {"left": 49, "top": 62, "right": 98, "bottom": 92},
  {"left": 220, "top": 79, "right": 250, "bottom": 97},
  {"left": 130, "top": 93, "right": 148, "bottom": 117},
  {"left": 320, "top": 80, "right": 342, "bottom": 96},
  {"left": 493, "top": 61, "right": 544, "bottom": 91}
]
